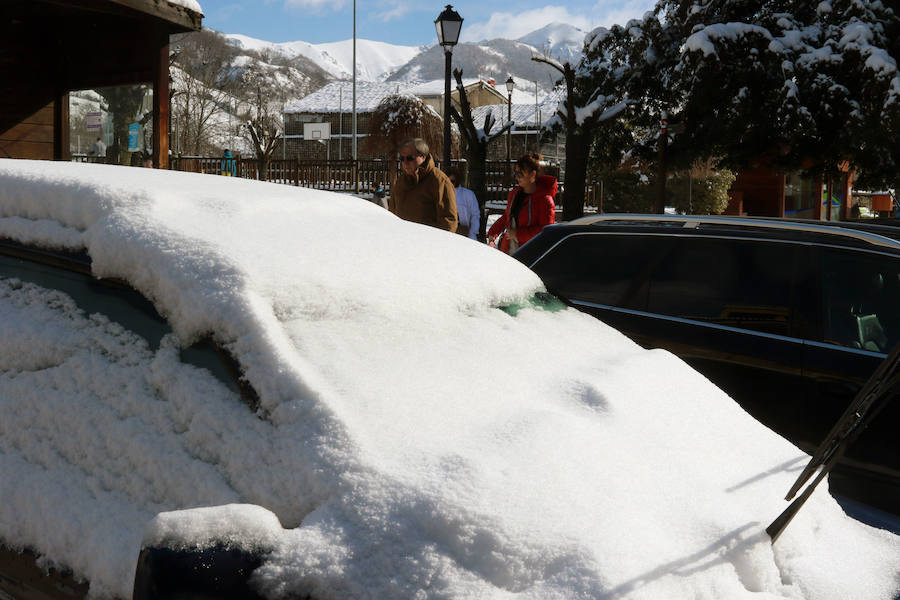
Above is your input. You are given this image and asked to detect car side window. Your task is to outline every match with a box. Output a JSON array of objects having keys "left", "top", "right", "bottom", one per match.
[
  {"left": 820, "top": 249, "right": 900, "bottom": 353},
  {"left": 0, "top": 247, "right": 251, "bottom": 401},
  {"left": 531, "top": 233, "right": 673, "bottom": 310},
  {"left": 647, "top": 238, "right": 797, "bottom": 336}
]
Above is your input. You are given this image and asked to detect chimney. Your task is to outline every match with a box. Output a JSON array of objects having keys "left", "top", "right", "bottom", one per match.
[{"left": 488, "top": 78, "right": 495, "bottom": 87}]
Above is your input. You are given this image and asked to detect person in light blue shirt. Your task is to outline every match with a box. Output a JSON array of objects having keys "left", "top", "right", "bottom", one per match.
[{"left": 445, "top": 167, "right": 480, "bottom": 240}]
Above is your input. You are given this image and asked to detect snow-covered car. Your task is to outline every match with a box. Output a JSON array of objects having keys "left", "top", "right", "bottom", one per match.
[{"left": 0, "top": 160, "right": 898, "bottom": 600}]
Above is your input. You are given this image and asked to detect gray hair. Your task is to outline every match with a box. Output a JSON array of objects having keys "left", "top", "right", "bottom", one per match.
[{"left": 397, "top": 138, "right": 429, "bottom": 156}]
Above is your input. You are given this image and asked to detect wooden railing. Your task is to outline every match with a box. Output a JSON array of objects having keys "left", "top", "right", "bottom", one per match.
[{"left": 165, "top": 157, "right": 549, "bottom": 205}]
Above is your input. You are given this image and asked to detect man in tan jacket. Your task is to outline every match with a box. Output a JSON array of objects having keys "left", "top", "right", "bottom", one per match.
[{"left": 389, "top": 138, "right": 458, "bottom": 233}]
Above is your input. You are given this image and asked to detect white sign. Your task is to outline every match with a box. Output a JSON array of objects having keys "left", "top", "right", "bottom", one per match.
[
  {"left": 303, "top": 122, "right": 331, "bottom": 140},
  {"left": 86, "top": 112, "right": 102, "bottom": 131}
]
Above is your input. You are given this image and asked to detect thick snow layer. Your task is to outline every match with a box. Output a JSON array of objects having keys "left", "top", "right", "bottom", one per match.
[
  {"left": 167, "top": 0, "right": 202, "bottom": 15},
  {"left": 0, "top": 160, "right": 898, "bottom": 599}
]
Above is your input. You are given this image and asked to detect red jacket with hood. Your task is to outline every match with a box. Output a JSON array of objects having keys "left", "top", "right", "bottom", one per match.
[{"left": 487, "top": 174, "right": 557, "bottom": 254}]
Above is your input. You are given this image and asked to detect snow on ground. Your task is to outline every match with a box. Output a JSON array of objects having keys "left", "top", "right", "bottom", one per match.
[{"left": 0, "top": 160, "right": 898, "bottom": 599}]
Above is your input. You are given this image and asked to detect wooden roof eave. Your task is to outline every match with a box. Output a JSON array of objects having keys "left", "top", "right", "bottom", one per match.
[
  {"left": 35, "top": 0, "right": 202, "bottom": 32},
  {"left": 108, "top": 0, "right": 202, "bottom": 31}
]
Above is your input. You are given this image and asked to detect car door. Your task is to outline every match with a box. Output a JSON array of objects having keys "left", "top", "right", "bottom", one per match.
[
  {"left": 638, "top": 235, "right": 810, "bottom": 442},
  {"left": 800, "top": 245, "right": 900, "bottom": 486},
  {"left": 532, "top": 232, "right": 810, "bottom": 442}
]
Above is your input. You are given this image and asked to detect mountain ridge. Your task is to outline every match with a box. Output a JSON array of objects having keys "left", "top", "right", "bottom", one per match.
[{"left": 222, "top": 21, "right": 586, "bottom": 93}]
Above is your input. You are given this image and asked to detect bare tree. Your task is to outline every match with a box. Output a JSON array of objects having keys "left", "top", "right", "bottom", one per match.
[
  {"left": 238, "top": 80, "right": 283, "bottom": 180},
  {"left": 448, "top": 68, "right": 512, "bottom": 241},
  {"left": 170, "top": 30, "right": 237, "bottom": 155}
]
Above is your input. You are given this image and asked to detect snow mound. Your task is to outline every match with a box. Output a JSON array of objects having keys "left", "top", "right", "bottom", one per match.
[{"left": 0, "top": 160, "right": 897, "bottom": 599}]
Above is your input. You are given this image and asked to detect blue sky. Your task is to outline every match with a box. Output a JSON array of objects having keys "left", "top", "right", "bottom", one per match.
[{"left": 197, "top": 0, "right": 655, "bottom": 46}]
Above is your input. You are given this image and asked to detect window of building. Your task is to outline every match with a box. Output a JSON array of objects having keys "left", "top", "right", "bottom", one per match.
[
  {"left": 784, "top": 172, "right": 818, "bottom": 220},
  {"left": 69, "top": 85, "right": 153, "bottom": 163}
]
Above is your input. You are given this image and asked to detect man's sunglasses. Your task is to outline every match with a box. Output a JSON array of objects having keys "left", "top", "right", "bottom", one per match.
[{"left": 399, "top": 154, "right": 419, "bottom": 162}]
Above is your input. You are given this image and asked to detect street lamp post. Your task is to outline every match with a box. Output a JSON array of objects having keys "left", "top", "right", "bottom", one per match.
[
  {"left": 506, "top": 76, "right": 514, "bottom": 185},
  {"left": 435, "top": 5, "right": 462, "bottom": 169}
]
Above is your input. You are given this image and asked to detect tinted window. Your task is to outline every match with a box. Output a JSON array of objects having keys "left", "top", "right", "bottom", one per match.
[
  {"left": 820, "top": 248, "right": 900, "bottom": 353},
  {"left": 647, "top": 238, "right": 797, "bottom": 336},
  {"left": 532, "top": 233, "right": 673, "bottom": 309}
]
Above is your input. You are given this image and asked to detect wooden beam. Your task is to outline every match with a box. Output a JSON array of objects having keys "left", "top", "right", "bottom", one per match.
[
  {"left": 106, "top": 0, "right": 202, "bottom": 30},
  {"left": 29, "top": 0, "right": 201, "bottom": 32},
  {"left": 153, "top": 34, "right": 170, "bottom": 169},
  {"left": 53, "top": 91, "right": 70, "bottom": 161}
]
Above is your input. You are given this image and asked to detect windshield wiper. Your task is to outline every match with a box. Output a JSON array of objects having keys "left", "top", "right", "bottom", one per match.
[{"left": 767, "top": 341, "right": 900, "bottom": 542}]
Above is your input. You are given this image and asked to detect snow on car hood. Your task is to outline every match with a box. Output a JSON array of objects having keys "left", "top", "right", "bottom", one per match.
[{"left": 0, "top": 160, "right": 897, "bottom": 599}]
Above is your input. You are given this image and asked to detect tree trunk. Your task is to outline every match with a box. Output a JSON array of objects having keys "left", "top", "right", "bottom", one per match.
[
  {"left": 467, "top": 145, "right": 489, "bottom": 241},
  {"left": 258, "top": 155, "right": 268, "bottom": 181},
  {"left": 654, "top": 122, "right": 668, "bottom": 214},
  {"left": 562, "top": 130, "right": 589, "bottom": 222}
]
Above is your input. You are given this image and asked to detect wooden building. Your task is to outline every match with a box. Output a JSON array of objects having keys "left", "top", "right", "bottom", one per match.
[
  {"left": 2, "top": 0, "right": 202, "bottom": 169},
  {"left": 725, "top": 167, "right": 853, "bottom": 221}
]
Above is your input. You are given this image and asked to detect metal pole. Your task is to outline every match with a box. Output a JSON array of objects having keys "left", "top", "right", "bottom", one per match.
[
  {"left": 534, "top": 82, "right": 538, "bottom": 153},
  {"left": 352, "top": 0, "right": 358, "bottom": 192},
  {"left": 339, "top": 87, "right": 343, "bottom": 160},
  {"left": 506, "top": 90, "right": 512, "bottom": 183},
  {"left": 443, "top": 48, "right": 452, "bottom": 169}
]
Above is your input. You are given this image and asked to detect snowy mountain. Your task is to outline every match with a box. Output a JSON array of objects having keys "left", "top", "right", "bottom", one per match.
[
  {"left": 224, "top": 34, "right": 422, "bottom": 82},
  {"left": 187, "top": 23, "right": 588, "bottom": 112},
  {"left": 385, "top": 24, "right": 586, "bottom": 93},
  {"left": 516, "top": 22, "right": 587, "bottom": 64},
  {"left": 219, "top": 23, "right": 586, "bottom": 94},
  {"left": 385, "top": 39, "right": 567, "bottom": 94}
]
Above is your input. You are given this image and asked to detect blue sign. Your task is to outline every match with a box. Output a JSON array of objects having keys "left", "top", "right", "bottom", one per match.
[{"left": 128, "top": 123, "right": 140, "bottom": 152}]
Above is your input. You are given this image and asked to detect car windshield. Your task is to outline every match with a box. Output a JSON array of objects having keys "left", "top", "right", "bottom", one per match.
[{"left": 499, "top": 290, "right": 567, "bottom": 316}]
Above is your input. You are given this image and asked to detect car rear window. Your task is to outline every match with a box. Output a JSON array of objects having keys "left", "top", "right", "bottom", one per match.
[
  {"left": 646, "top": 237, "right": 798, "bottom": 336},
  {"left": 820, "top": 248, "right": 900, "bottom": 353}
]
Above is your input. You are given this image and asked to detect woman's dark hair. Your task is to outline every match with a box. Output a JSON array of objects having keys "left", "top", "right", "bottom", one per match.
[{"left": 515, "top": 152, "right": 544, "bottom": 174}]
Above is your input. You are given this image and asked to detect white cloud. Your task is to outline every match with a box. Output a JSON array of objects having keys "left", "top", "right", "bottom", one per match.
[
  {"left": 460, "top": 6, "right": 593, "bottom": 43},
  {"left": 284, "top": 0, "right": 347, "bottom": 12},
  {"left": 377, "top": 1, "right": 411, "bottom": 22},
  {"left": 459, "top": 1, "right": 656, "bottom": 43},
  {"left": 594, "top": 0, "right": 655, "bottom": 27}
]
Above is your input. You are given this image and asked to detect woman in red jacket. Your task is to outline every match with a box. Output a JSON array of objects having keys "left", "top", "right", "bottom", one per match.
[{"left": 487, "top": 153, "right": 556, "bottom": 254}]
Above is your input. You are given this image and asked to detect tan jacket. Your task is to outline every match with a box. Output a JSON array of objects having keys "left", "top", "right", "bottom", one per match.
[{"left": 389, "top": 155, "right": 458, "bottom": 232}]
